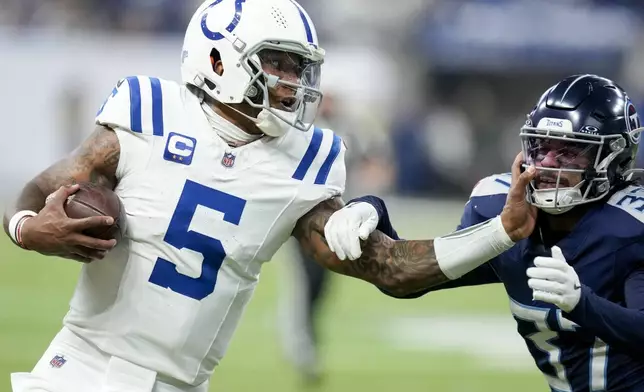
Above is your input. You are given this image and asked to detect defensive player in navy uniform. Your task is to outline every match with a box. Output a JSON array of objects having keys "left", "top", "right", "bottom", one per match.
[{"left": 325, "top": 74, "right": 644, "bottom": 391}]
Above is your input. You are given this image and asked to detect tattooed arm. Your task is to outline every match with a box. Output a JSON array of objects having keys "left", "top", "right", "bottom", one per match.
[
  {"left": 3, "top": 126, "right": 120, "bottom": 261},
  {"left": 293, "top": 197, "right": 449, "bottom": 297},
  {"left": 3, "top": 125, "right": 119, "bottom": 224},
  {"left": 294, "top": 153, "right": 539, "bottom": 297}
]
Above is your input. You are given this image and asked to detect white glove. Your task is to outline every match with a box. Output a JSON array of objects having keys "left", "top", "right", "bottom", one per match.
[
  {"left": 323, "top": 202, "right": 379, "bottom": 261},
  {"left": 527, "top": 245, "right": 582, "bottom": 312}
]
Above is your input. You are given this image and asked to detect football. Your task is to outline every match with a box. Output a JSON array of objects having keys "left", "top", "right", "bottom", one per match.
[{"left": 64, "top": 183, "right": 125, "bottom": 241}]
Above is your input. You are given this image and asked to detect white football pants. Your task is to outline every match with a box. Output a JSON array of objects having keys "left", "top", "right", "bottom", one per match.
[{"left": 11, "top": 327, "right": 209, "bottom": 392}]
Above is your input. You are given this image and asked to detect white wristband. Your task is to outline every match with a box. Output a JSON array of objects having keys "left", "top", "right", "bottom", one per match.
[
  {"left": 434, "top": 215, "right": 514, "bottom": 280},
  {"left": 8, "top": 210, "right": 37, "bottom": 248}
]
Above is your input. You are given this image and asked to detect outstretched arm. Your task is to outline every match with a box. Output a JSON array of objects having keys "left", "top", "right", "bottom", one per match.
[
  {"left": 292, "top": 197, "right": 447, "bottom": 297},
  {"left": 294, "top": 153, "right": 538, "bottom": 297},
  {"left": 348, "top": 196, "right": 503, "bottom": 298}
]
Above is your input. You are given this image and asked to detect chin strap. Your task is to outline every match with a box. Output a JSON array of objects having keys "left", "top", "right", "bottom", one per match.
[
  {"left": 190, "top": 86, "right": 262, "bottom": 147},
  {"left": 192, "top": 85, "right": 297, "bottom": 142},
  {"left": 201, "top": 101, "right": 263, "bottom": 147}
]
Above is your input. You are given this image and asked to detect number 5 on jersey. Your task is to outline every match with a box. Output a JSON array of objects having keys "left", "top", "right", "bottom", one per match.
[{"left": 148, "top": 180, "right": 246, "bottom": 300}]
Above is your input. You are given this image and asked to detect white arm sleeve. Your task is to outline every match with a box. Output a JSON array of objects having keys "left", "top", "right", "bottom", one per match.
[{"left": 434, "top": 215, "right": 514, "bottom": 280}]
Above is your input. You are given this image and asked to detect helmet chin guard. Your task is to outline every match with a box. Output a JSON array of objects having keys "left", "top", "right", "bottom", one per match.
[{"left": 529, "top": 179, "right": 584, "bottom": 215}]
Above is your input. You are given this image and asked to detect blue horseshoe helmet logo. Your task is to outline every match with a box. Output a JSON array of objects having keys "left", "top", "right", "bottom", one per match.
[{"left": 201, "top": 0, "right": 247, "bottom": 41}]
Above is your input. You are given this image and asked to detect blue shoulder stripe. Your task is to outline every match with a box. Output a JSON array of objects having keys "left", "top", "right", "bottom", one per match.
[
  {"left": 292, "top": 127, "right": 324, "bottom": 181},
  {"left": 495, "top": 178, "right": 510, "bottom": 188},
  {"left": 315, "top": 134, "right": 342, "bottom": 185},
  {"left": 149, "top": 77, "right": 164, "bottom": 136},
  {"left": 126, "top": 76, "right": 142, "bottom": 133}
]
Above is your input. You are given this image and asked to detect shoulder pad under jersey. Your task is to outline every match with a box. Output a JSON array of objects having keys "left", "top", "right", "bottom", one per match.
[{"left": 464, "top": 173, "right": 511, "bottom": 220}]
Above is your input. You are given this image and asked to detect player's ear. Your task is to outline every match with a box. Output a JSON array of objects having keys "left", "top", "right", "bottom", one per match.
[
  {"left": 209, "top": 48, "right": 224, "bottom": 76},
  {"left": 210, "top": 57, "right": 224, "bottom": 76}
]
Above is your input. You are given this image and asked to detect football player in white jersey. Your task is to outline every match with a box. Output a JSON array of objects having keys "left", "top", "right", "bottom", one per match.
[{"left": 3, "top": 0, "right": 537, "bottom": 391}]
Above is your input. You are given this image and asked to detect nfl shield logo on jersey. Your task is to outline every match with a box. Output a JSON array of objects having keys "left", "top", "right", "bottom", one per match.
[
  {"left": 49, "top": 354, "right": 66, "bottom": 368},
  {"left": 221, "top": 152, "right": 236, "bottom": 168}
]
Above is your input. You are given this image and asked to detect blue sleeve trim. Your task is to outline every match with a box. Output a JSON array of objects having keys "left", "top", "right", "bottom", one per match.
[
  {"left": 314, "top": 134, "right": 342, "bottom": 185},
  {"left": 126, "top": 76, "right": 142, "bottom": 133},
  {"left": 292, "top": 127, "right": 323, "bottom": 181},
  {"left": 149, "top": 77, "right": 164, "bottom": 136}
]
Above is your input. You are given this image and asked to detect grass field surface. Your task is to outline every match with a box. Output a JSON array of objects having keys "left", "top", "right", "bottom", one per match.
[{"left": 0, "top": 199, "right": 548, "bottom": 392}]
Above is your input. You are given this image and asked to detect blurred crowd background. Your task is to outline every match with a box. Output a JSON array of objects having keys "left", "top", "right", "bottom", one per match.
[{"left": 3, "top": 0, "right": 644, "bottom": 200}]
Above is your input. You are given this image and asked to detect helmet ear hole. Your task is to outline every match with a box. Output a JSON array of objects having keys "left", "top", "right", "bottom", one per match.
[{"left": 210, "top": 49, "right": 223, "bottom": 75}]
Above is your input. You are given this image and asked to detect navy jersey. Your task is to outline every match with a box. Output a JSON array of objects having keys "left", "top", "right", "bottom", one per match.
[{"left": 379, "top": 173, "right": 644, "bottom": 392}]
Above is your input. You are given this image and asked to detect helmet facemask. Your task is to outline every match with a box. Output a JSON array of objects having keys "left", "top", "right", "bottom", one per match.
[
  {"left": 238, "top": 40, "right": 323, "bottom": 134},
  {"left": 520, "top": 125, "right": 630, "bottom": 214}
]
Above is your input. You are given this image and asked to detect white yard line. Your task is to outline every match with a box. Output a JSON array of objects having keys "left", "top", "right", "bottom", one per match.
[{"left": 382, "top": 315, "right": 536, "bottom": 370}]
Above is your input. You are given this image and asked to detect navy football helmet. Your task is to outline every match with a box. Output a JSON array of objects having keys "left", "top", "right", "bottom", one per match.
[{"left": 520, "top": 74, "right": 643, "bottom": 214}]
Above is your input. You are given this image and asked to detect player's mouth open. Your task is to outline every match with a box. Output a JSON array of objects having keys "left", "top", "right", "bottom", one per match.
[{"left": 277, "top": 96, "right": 297, "bottom": 111}]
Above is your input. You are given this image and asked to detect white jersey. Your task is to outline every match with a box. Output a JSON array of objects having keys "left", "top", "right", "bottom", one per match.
[{"left": 63, "top": 76, "right": 346, "bottom": 386}]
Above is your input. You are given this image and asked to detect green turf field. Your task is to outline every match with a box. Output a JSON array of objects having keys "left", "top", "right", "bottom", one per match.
[{"left": 0, "top": 200, "right": 548, "bottom": 392}]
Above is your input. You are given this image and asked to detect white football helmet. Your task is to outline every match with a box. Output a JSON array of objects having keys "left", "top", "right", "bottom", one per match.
[{"left": 181, "top": 0, "right": 325, "bottom": 135}]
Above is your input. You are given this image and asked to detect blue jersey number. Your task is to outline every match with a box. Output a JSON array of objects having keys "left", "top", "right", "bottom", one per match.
[{"left": 148, "top": 180, "right": 246, "bottom": 300}]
